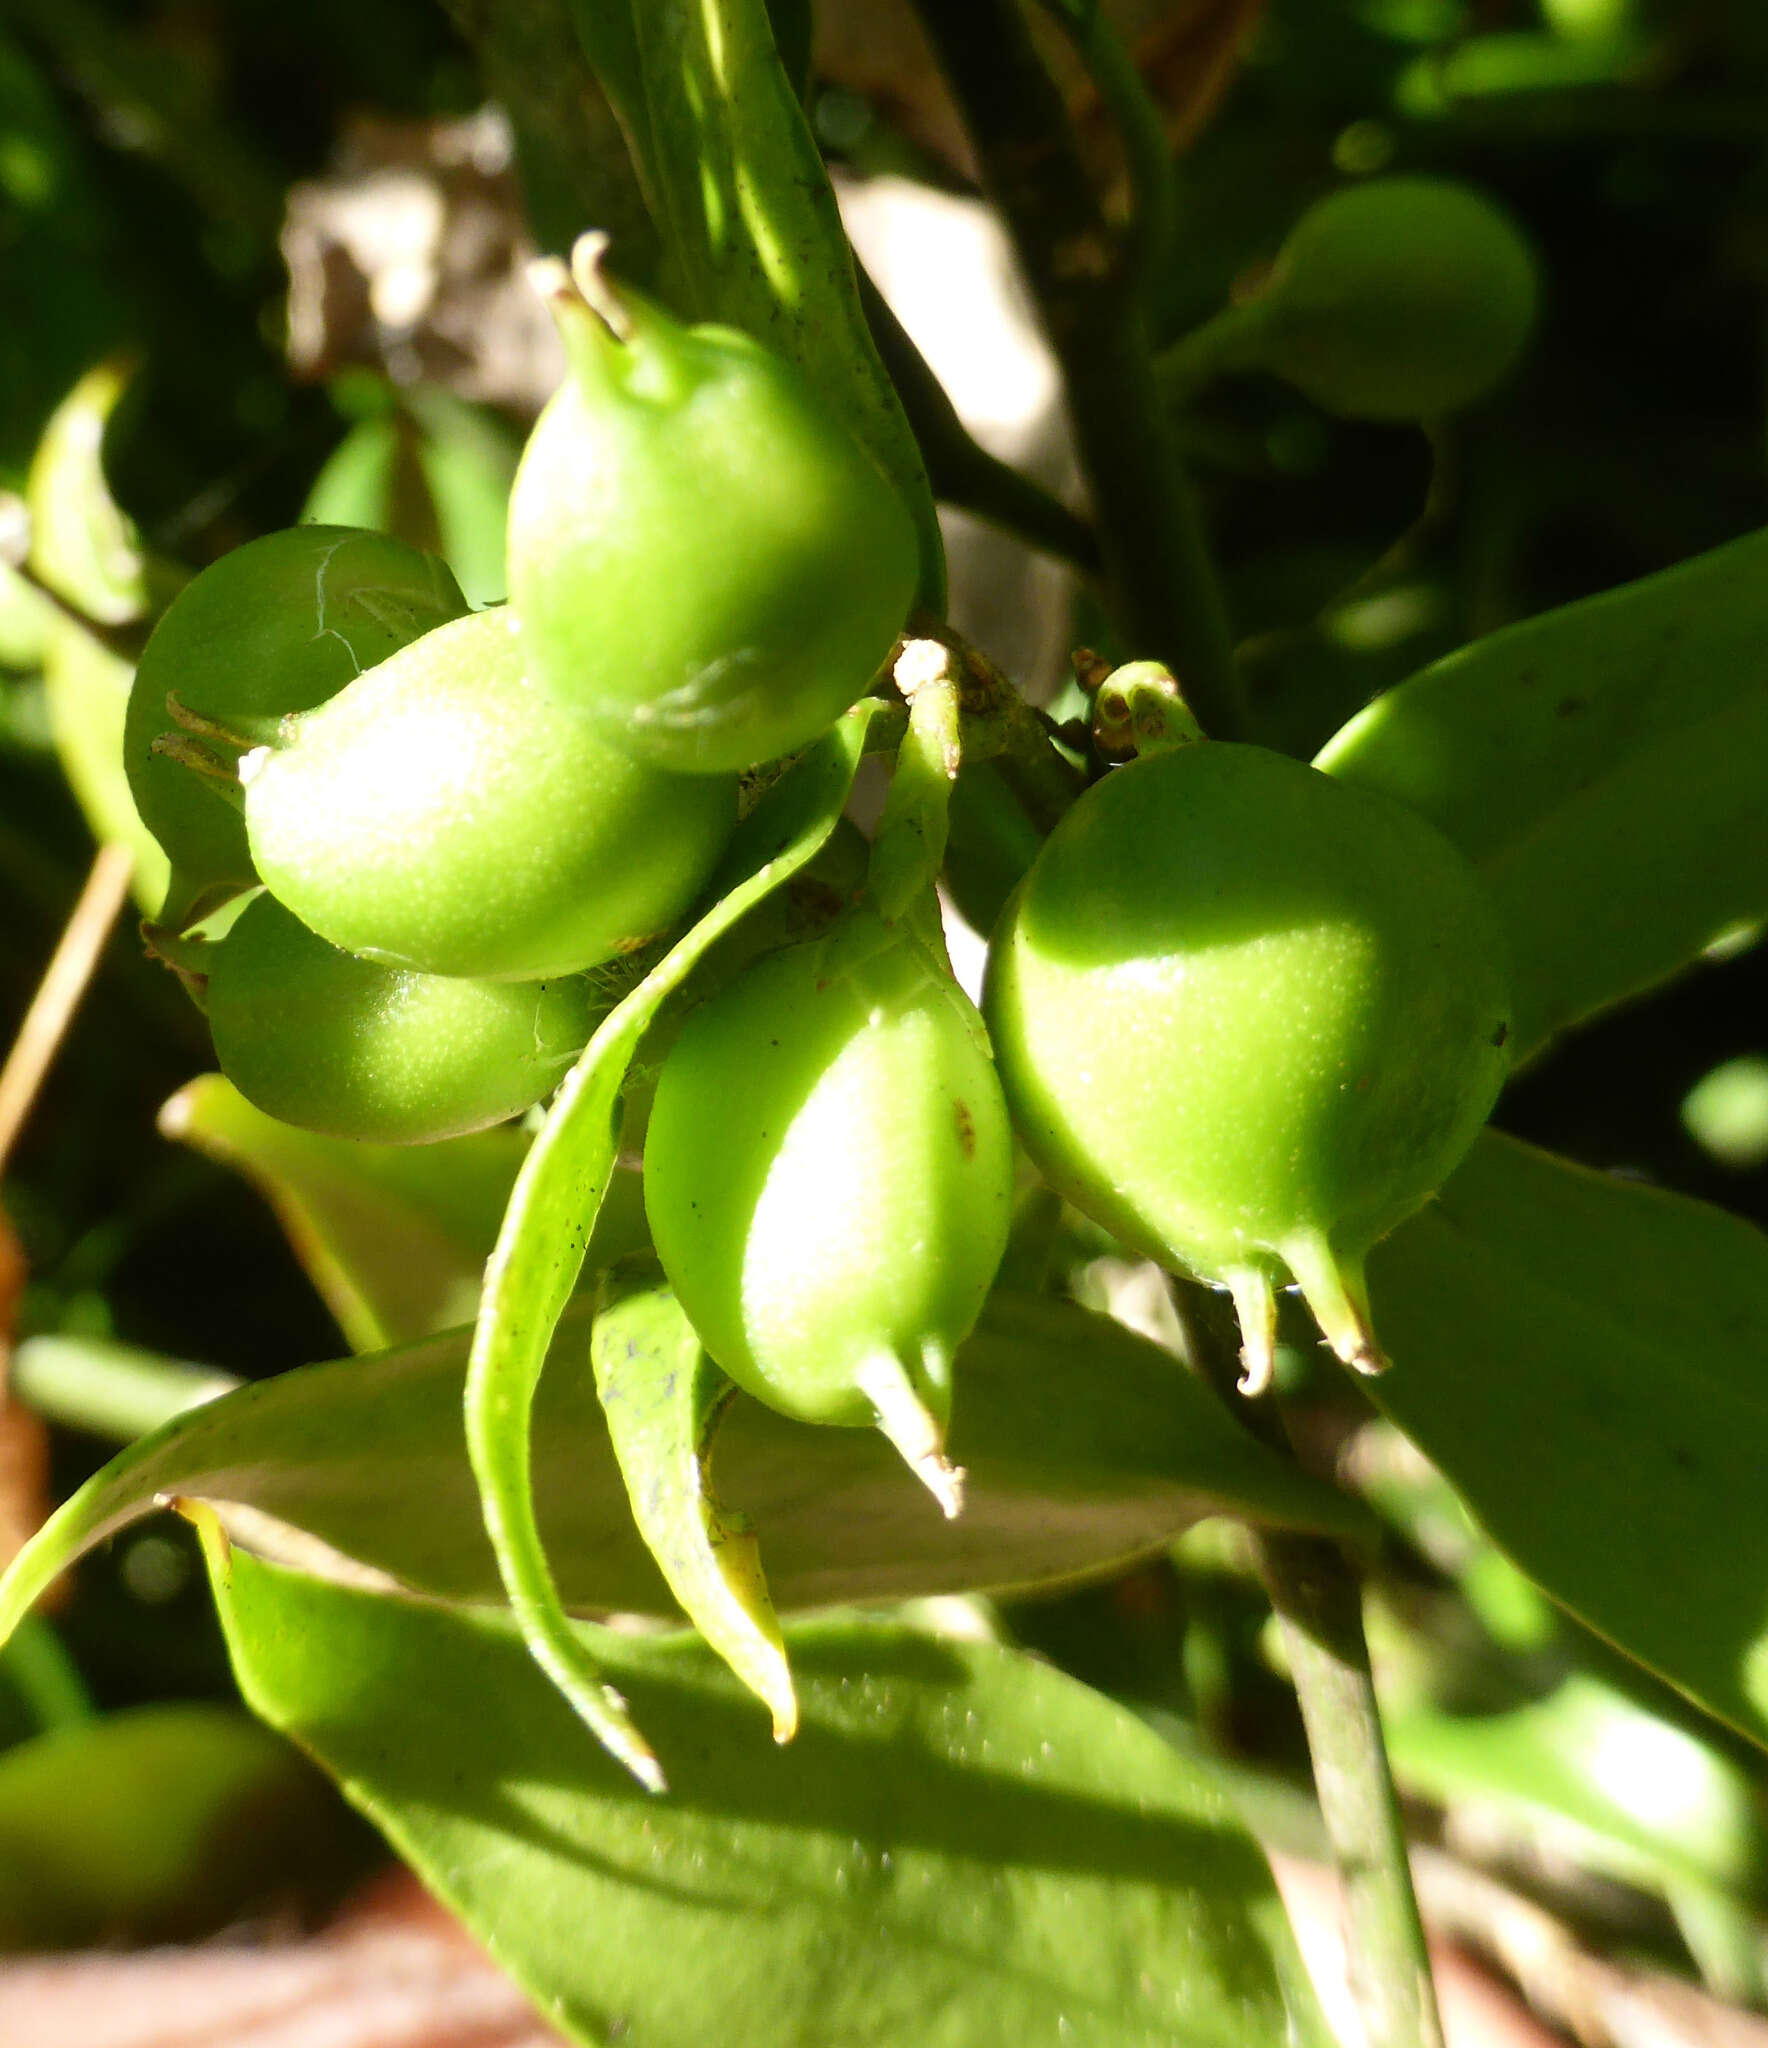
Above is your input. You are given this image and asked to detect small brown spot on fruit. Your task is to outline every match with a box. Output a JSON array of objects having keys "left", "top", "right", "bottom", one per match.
[{"left": 953, "top": 1098, "right": 976, "bottom": 1160}]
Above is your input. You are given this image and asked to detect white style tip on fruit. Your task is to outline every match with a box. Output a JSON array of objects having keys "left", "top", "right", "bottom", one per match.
[
  {"left": 855, "top": 1350, "right": 967, "bottom": 1520},
  {"left": 1226, "top": 1268, "right": 1281, "bottom": 1398},
  {"left": 1283, "top": 1231, "right": 1389, "bottom": 1377}
]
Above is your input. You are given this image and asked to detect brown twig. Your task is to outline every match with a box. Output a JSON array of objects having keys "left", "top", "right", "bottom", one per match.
[{"left": 0, "top": 843, "right": 138, "bottom": 1184}]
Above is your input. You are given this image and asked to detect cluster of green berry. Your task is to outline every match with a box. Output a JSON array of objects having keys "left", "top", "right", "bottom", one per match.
[{"left": 128, "top": 219, "right": 1516, "bottom": 1490}]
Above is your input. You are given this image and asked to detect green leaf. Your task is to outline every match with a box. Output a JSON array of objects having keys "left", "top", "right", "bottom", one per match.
[
  {"left": 0, "top": 1291, "right": 1366, "bottom": 1653},
  {"left": 26, "top": 356, "right": 154, "bottom": 627},
  {"left": 581, "top": 0, "right": 944, "bottom": 604},
  {"left": 592, "top": 1266, "right": 796, "bottom": 1742},
  {"left": 1387, "top": 1674, "right": 1768, "bottom": 1909},
  {"left": 204, "top": 1536, "right": 1333, "bottom": 2048},
  {"left": 1369, "top": 1129, "right": 1768, "bottom": 1751},
  {"left": 465, "top": 700, "right": 895, "bottom": 1787},
  {"left": 1316, "top": 529, "right": 1768, "bottom": 1063},
  {"left": 406, "top": 387, "right": 520, "bottom": 608},
  {"left": 159, "top": 1073, "right": 644, "bottom": 1354}
]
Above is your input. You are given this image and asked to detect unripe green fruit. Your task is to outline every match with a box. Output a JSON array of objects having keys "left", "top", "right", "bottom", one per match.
[
  {"left": 242, "top": 606, "right": 737, "bottom": 981},
  {"left": 644, "top": 911, "right": 1014, "bottom": 1510},
  {"left": 206, "top": 894, "right": 598, "bottom": 1145},
  {"left": 1254, "top": 175, "right": 1537, "bottom": 421},
  {"left": 984, "top": 743, "right": 1511, "bottom": 1391},
  {"left": 508, "top": 246, "right": 919, "bottom": 775},
  {"left": 126, "top": 526, "right": 468, "bottom": 928}
]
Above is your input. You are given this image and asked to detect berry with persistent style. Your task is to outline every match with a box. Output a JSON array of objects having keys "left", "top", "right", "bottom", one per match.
[{"left": 984, "top": 742, "right": 1512, "bottom": 1393}]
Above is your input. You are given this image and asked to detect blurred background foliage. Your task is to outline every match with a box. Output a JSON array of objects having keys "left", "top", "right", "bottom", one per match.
[{"left": 3, "top": 0, "right": 1768, "bottom": 2008}]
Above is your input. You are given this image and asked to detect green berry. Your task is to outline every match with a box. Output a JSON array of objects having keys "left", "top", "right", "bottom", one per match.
[
  {"left": 1257, "top": 175, "right": 1538, "bottom": 421},
  {"left": 205, "top": 894, "right": 598, "bottom": 1145},
  {"left": 644, "top": 911, "right": 1014, "bottom": 1509},
  {"left": 507, "top": 244, "right": 918, "bottom": 775},
  {"left": 126, "top": 526, "right": 468, "bottom": 929},
  {"left": 241, "top": 606, "right": 737, "bottom": 982},
  {"left": 984, "top": 742, "right": 1512, "bottom": 1391}
]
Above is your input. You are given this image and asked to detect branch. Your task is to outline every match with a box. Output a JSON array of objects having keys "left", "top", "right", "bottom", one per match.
[
  {"left": 1168, "top": 1278, "right": 1445, "bottom": 2048},
  {"left": 857, "top": 266, "right": 1103, "bottom": 575},
  {"left": 911, "top": 0, "right": 1244, "bottom": 739}
]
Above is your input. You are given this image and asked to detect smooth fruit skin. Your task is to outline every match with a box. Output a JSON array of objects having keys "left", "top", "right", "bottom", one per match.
[
  {"left": 643, "top": 912, "right": 1013, "bottom": 1509},
  {"left": 508, "top": 271, "right": 918, "bottom": 775},
  {"left": 1259, "top": 176, "right": 1538, "bottom": 421},
  {"left": 242, "top": 606, "right": 737, "bottom": 981},
  {"left": 206, "top": 894, "right": 598, "bottom": 1145},
  {"left": 984, "top": 743, "right": 1511, "bottom": 1386},
  {"left": 126, "top": 526, "right": 468, "bottom": 929}
]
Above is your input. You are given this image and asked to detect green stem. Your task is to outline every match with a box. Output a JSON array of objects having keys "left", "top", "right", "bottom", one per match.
[
  {"left": 1052, "top": 4, "right": 1179, "bottom": 294},
  {"left": 1253, "top": 1527, "right": 1446, "bottom": 2048},
  {"left": 1168, "top": 1276, "right": 1444, "bottom": 2048},
  {"left": 913, "top": 0, "right": 1244, "bottom": 739},
  {"left": 857, "top": 267, "right": 1103, "bottom": 575}
]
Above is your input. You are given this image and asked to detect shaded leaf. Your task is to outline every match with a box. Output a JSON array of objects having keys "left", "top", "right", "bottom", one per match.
[
  {"left": 1387, "top": 1674, "right": 1768, "bottom": 1910},
  {"left": 1370, "top": 1130, "right": 1768, "bottom": 1751},
  {"left": 1317, "top": 529, "right": 1768, "bottom": 1062},
  {"left": 161, "top": 1075, "right": 658, "bottom": 1354},
  {"left": 205, "top": 1536, "right": 1332, "bottom": 2048},
  {"left": 0, "top": 1292, "right": 1366, "bottom": 1648}
]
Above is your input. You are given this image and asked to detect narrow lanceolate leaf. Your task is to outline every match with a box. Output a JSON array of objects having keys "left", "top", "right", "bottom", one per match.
[
  {"left": 1316, "top": 528, "right": 1768, "bottom": 1064},
  {"left": 1370, "top": 1129, "right": 1768, "bottom": 1752},
  {"left": 465, "top": 700, "right": 894, "bottom": 1788},
  {"left": 204, "top": 1540, "right": 1334, "bottom": 2048},
  {"left": 0, "top": 1291, "right": 1366, "bottom": 1656},
  {"left": 592, "top": 1267, "right": 796, "bottom": 1741},
  {"left": 582, "top": 0, "right": 943, "bottom": 603}
]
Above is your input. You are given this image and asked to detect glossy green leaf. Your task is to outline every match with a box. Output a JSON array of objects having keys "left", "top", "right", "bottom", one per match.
[
  {"left": 0, "top": 1702, "right": 356, "bottom": 1949},
  {"left": 206, "top": 1537, "right": 1332, "bottom": 2048},
  {"left": 0, "top": 1291, "right": 1365, "bottom": 1654},
  {"left": 1369, "top": 1129, "right": 1768, "bottom": 1751},
  {"left": 26, "top": 356, "right": 153, "bottom": 627},
  {"left": 1317, "top": 529, "right": 1768, "bottom": 1063},
  {"left": 466, "top": 700, "right": 896, "bottom": 1786},
  {"left": 584, "top": 0, "right": 943, "bottom": 603},
  {"left": 592, "top": 1267, "right": 796, "bottom": 1740},
  {"left": 1387, "top": 1674, "right": 1768, "bottom": 1909}
]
